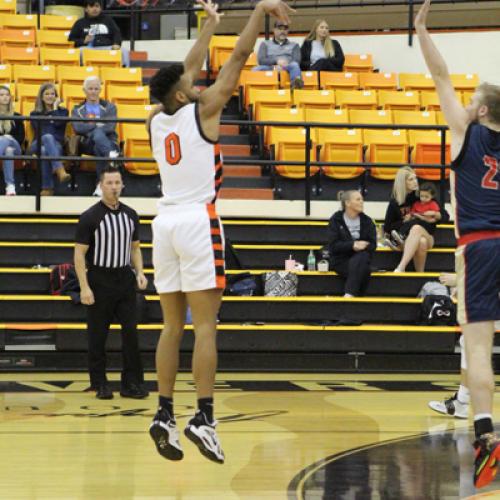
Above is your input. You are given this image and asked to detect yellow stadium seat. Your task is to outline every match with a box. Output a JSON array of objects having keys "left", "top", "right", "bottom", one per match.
[
  {"left": 399, "top": 73, "right": 435, "bottom": 91},
  {"left": 208, "top": 35, "right": 238, "bottom": 73},
  {"left": 21, "top": 99, "right": 35, "bottom": 116},
  {"left": 14, "top": 64, "right": 56, "bottom": 84},
  {"left": 247, "top": 88, "right": 291, "bottom": 120},
  {"left": 39, "top": 15, "right": 78, "bottom": 31},
  {"left": 302, "top": 71, "right": 319, "bottom": 90},
  {"left": 318, "top": 128, "right": 364, "bottom": 180},
  {"left": 0, "top": 0, "right": 16, "bottom": 13},
  {"left": 378, "top": 90, "right": 421, "bottom": 111},
  {"left": 408, "top": 130, "right": 451, "bottom": 180},
  {"left": 239, "top": 70, "right": 280, "bottom": 107},
  {"left": 218, "top": 51, "right": 257, "bottom": 73},
  {"left": 82, "top": 48, "right": 122, "bottom": 68},
  {"left": 100, "top": 67, "right": 142, "bottom": 89},
  {"left": 1, "top": 81, "right": 15, "bottom": 97},
  {"left": 307, "top": 108, "right": 349, "bottom": 142},
  {"left": 62, "top": 83, "right": 85, "bottom": 109},
  {"left": 349, "top": 109, "right": 392, "bottom": 126},
  {"left": 359, "top": 72, "right": 397, "bottom": 90},
  {"left": 293, "top": 89, "right": 335, "bottom": 111},
  {"left": 344, "top": 54, "right": 373, "bottom": 73},
  {"left": 40, "top": 47, "right": 79, "bottom": 66},
  {"left": 260, "top": 107, "right": 304, "bottom": 147},
  {"left": 0, "top": 28, "right": 36, "bottom": 48},
  {"left": 37, "top": 30, "right": 74, "bottom": 49},
  {"left": 122, "top": 123, "right": 157, "bottom": 175},
  {"left": 0, "top": 46, "right": 38, "bottom": 64},
  {"left": 336, "top": 90, "right": 378, "bottom": 110},
  {"left": 116, "top": 103, "right": 153, "bottom": 139},
  {"left": 392, "top": 110, "right": 437, "bottom": 126},
  {"left": 107, "top": 85, "right": 149, "bottom": 105},
  {"left": 270, "top": 127, "right": 319, "bottom": 179},
  {"left": 13, "top": 99, "right": 20, "bottom": 113},
  {"left": 420, "top": 91, "right": 461, "bottom": 111},
  {"left": 0, "top": 63, "right": 12, "bottom": 83},
  {"left": 57, "top": 65, "right": 99, "bottom": 86},
  {"left": 461, "top": 90, "right": 475, "bottom": 107},
  {"left": 450, "top": 73, "right": 479, "bottom": 92},
  {"left": 16, "top": 82, "right": 41, "bottom": 107},
  {"left": 435, "top": 111, "right": 448, "bottom": 126},
  {"left": 0, "top": 14, "right": 37, "bottom": 30},
  {"left": 320, "top": 72, "right": 359, "bottom": 90},
  {"left": 364, "top": 129, "right": 409, "bottom": 180}
]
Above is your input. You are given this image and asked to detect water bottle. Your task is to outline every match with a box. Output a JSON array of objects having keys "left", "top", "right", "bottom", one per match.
[
  {"left": 307, "top": 250, "right": 316, "bottom": 271},
  {"left": 88, "top": 26, "right": 96, "bottom": 48}
]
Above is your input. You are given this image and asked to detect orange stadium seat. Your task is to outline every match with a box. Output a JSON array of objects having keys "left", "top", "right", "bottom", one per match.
[
  {"left": 399, "top": 73, "right": 435, "bottom": 91},
  {"left": 217, "top": 51, "right": 257, "bottom": 73},
  {"left": 336, "top": 90, "right": 378, "bottom": 110},
  {"left": 409, "top": 130, "right": 451, "bottom": 180},
  {"left": 450, "top": 73, "right": 479, "bottom": 92},
  {"left": 344, "top": 54, "right": 373, "bottom": 73},
  {"left": 320, "top": 72, "right": 359, "bottom": 90},
  {"left": 82, "top": 48, "right": 122, "bottom": 68},
  {"left": 0, "top": 46, "right": 38, "bottom": 64},
  {"left": 39, "top": 15, "right": 78, "bottom": 31},
  {"left": 0, "top": 28, "right": 36, "bottom": 48},
  {"left": 16, "top": 82, "right": 42, "bottom": 108},
  {"left": 301, "top": 71, "right": 319, "bottom": 90},
  {"left": 0, "top": 14, "right": 37, "bottom": 30},
  {"left": 122, "top": 123, "right": 157, "bottom": 175},
  {"left": 318, "top": 128, "right": 364, "bottom": 180},
  {"left": 57, "top": 65, "right": 99, "bottom": 86},
  {"left": 247, "top": 88, "right": 291, "bottom": 120},
  {"left": 307, "top": 108, "right": 349, "bottom": 142},
  {"left": 37, "top": 30, "right": 74, "bottom": 49},
  {"left": 364, "top": 129, "right": 409, "bottom": 180},
  {"left": 392, "top": 110, "right": 437, "bottom": 126},
  {"left": 14, "top": 64, "right": 56, "bottom": 84},
  {"left": 293, "top": 89, "right": 335, "bottom": 111},
  {"left": 40, "top": 47, "right": 79, "bottom": 66},
  {"left": 420, "top": 91, "right": 460, "bottom": 111},
  {"left": 107, "top": 85, "right": 149, "bottom": 105},
  {"left": 116, "top": 103, "right": 153, "bottom": 139},
  {"left": 359, "top": 72, "right": 397, "bottom": 90},
  {"left": 239, "top": 70, "right": 279, "bottom": 107},
  {"left": 61, "top": 83, "right": 85, "bottom": 109},
  {"left": 259, "top": 107, "right": 304, "bottom": 147},
  {"left": 0, "top": 0, "right": 16, "bottom": 13},
  {"left": 208, "top": 35, "right": 238, "bottom": 73},
  {"left": 378, "top": 90, "right": 421, "bottom": 111},
  {"left": 349, "top": 109, "right": 392, "bottom": 126},
  {"left": 0, "top": 64, "right": 12, "bottom": 83}
]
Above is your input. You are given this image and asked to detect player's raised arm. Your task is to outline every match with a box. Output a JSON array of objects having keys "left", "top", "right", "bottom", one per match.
[
  {"left": 415, "top": 0, "right": 469, "bottom": 141},
  {"left": 199, "top": 0, "right": 294, "bottom": 125},
  {"left": 183, "top": 0, "right": 223, "bottom": 83}
]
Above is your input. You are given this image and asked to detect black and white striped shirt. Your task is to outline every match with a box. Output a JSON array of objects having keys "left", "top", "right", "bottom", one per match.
[{"left": 75, "top": 201, "right": 140, "bottom": 269}]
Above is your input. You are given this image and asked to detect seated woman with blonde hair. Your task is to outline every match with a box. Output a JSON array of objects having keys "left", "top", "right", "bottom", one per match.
[{"left": 300, "top": 19, "right": 344, "bottom": 72}]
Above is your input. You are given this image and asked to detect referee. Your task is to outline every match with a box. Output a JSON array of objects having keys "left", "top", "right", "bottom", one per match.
[{"left": 74, "top": 166, "right": 149, "bottom": 400}]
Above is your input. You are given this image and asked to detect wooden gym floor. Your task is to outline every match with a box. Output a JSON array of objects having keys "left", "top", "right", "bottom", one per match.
[{"left": 1, "top": 372, "right": 500, "bottom": 500}]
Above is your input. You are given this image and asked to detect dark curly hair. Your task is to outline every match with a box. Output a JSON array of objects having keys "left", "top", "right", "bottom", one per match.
[{"left": 149, "top": 64, "right": 185, "bottom": 106}]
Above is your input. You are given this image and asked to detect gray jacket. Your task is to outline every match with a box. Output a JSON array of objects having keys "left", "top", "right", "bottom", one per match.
[
  {"left": 71, "top": 99, "right": 118, "bottom": 142},
  {"left": 257, "top": 38, "right": 301, "bottom": 66}
]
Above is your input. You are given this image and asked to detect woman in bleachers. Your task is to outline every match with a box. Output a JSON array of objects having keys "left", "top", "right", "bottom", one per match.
[
  {"left": 383, "top": 166, "right": 438, "bottom": 272},
  {"left": 328, "top": 190, "right": 377, "bottom": 297},
  {"left": 300, "top": 19, "right": 345, "bottom": 72},
  {"left": 0, "top": 85, "right": 25, "bottom": 196},
  {"left": 30, "top": 83, "right": 70, "bottom": 196}
]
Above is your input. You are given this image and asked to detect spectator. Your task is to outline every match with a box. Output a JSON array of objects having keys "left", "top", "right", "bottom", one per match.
[
  {"left": 0, "top": 85, "right": 25, "bottom": 196},
  {"left": 68, "top": 0, "right": 130, "bottom": 67},
  {"left": 300, "top": 19, "right": 344, "bottom": 72},
  {"left": 71, "top": 76, "right": 119, "bottom": 197},
  {"left": 328, "top": 190, "right": 377, "bottom": 297},
  {"left": 253, "top": 20, "right": 303, "bottom": 88},
  {"left": 383, "top": 166, "right": 439, "bottom": 272},
  {"left": 30, "top": 83, "right": 71, "bottom": 196}
]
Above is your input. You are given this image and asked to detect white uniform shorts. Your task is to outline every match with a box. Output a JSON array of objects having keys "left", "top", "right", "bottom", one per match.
[{"left": 152, "top": 204, "right": 225, "bottom": 293}]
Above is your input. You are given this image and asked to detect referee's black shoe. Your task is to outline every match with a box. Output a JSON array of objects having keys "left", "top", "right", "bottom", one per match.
[
  {"left": 96, "top": 384, "right": 114, "bottom": 400},
  {"left": 120, "top": 383, "right": 149, "bottom": 399}
]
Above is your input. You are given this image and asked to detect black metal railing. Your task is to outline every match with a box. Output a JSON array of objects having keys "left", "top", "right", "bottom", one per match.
[{"left": 0, "top": 114, "right": 450, "bottom": 216}]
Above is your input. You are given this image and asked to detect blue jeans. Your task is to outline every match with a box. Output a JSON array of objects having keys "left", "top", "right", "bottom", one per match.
[
  {"left": 253, "top": 62, "right": 302, "bottom": 82},
  {"left": 30, "top": 134, "right": 64, "bottom": 189},
  {"left": 81, "top": 127, "right": 119, "bottom": 180},
  {"left": 0, "top": 135, "right": 22, "bottom": 186},
  {"left": 79, "top": 45, "right": 130, "bottom": 67}
]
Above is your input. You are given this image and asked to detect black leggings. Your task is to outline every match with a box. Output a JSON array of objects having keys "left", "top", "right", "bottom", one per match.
[{"left": 332, "top": 251, "right": 372, "bottom": 296}]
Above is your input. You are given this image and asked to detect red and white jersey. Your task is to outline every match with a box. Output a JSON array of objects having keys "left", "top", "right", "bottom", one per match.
[{"left": 150, "top": 102, "right": 223, "bottom": 207}]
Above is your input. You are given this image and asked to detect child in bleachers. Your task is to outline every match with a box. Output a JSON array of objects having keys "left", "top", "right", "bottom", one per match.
[
  {"left": 0, "top": 85, "right": 25, "bottom": 196},
  {"left": 29, "top": 83, "right": 71, "bottom": 196}
]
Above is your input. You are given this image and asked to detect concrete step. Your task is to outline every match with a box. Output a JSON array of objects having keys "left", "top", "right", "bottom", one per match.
[{"left": 219, "top": 187, "right": 274, "bottom": 200}]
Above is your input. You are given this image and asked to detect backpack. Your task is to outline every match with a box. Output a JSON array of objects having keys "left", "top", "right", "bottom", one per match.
[
  {"left": 49, "top": 263, "right": 79, "bottom": 296},
  {"left": 418, "top": 281, "right": 456, "bottom": 326},
  {"left": 225, "top": 272, "right": 262, "bottom": 296},
  {"left": 263, "top": 271, "right": 298, "bottom": 297}
]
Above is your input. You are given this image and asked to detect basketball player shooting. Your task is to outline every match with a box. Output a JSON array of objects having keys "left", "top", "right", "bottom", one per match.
[
  {"left": 416, "top": 0, "right": 500, "bottom": 488},
  {"left": 147, "top": 0, "right": 294, "bottom": 464}
]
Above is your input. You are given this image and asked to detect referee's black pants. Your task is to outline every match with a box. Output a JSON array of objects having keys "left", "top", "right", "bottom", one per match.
[
  {"left": 331, "top": 251, "right": 372, "bottom": 296},
  {"left": 86, "top": 266, "right": 144, "bottom": 389}
]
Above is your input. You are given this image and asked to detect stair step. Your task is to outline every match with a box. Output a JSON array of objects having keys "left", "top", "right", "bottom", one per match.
[
  {"left": 223, "top": 176, "right": 271, "bottom": 188},
  {"left": 220, "top": 124, "right": 240, "bottom": 135},
  {"left": 219, "top": 188, "right": 274, "bottom": 200},
  {"left": 224, "top": 165, "right": 261, "bottom": 177},
  {"left": 130, "top": 51, "right": 148, "bottom": 61},
  {"left": 220, "top": 135, "right": 250, "bottom": 145},
  {"left": 221, "top": 144, "right": 251, "bottom": 156}
]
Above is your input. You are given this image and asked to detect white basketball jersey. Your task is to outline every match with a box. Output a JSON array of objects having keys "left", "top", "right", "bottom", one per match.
[{"left": 150, "top": 103, "right": 223, "bottom": 207}]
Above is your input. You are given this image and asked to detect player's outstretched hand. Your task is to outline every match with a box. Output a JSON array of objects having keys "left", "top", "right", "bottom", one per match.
[
  {"left": 415, "top": 0, "right": 431, "bottom": 28},
  {"left": 197, "top": 0, "right": 223, "bottom": 24},
  {"left": 258, "top": 0, "right": 295, "bottom": 25}
]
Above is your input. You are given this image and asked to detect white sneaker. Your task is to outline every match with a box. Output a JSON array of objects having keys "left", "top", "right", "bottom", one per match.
[
  {"left": 5, "top": 184, "right": 16, "bottom": 196},
  {"left": 149, "top": 409, "right": 183, "bottom": 461},
  {"left": 428, "top": 393, "right": 469, "bottom": 419},
  {"left": 185, "top": 412, "right": 225, "bottom": 464},
  {"left": 93, "top": 185, "right": 102, "bottom": 197}
]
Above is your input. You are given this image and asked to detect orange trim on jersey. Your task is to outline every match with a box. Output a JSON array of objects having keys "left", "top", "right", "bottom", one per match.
[
  {"left": 206, "top": 204, "right": 226, "bottom": 290},
  {"left": 458, "top": 230, "right": 500, "bottom": 246},
  {"left": 211, "top": 227, "right": 221, "bottom": 235}
]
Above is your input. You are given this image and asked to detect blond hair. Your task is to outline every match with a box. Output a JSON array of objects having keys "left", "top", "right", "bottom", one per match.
[
  {"left": 477, "top": 82, "right": 500, "bottom": 125},
  {"left": 392, "top": 166, "right": 417, "bottom": 205},
  {"left": 305, "top": 19, "right": 335, "bottom": 58},
  {"left": 0, "top": 85, "right": 14, "bottom": 135}
]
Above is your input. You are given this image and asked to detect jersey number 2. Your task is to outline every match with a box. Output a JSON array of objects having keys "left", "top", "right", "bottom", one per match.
[
  {"left": 164, "top": 133, "right": 181, "bottom": 166},
  {"left": 481, "top": 155, "right": 499, "bottom": 190}
]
